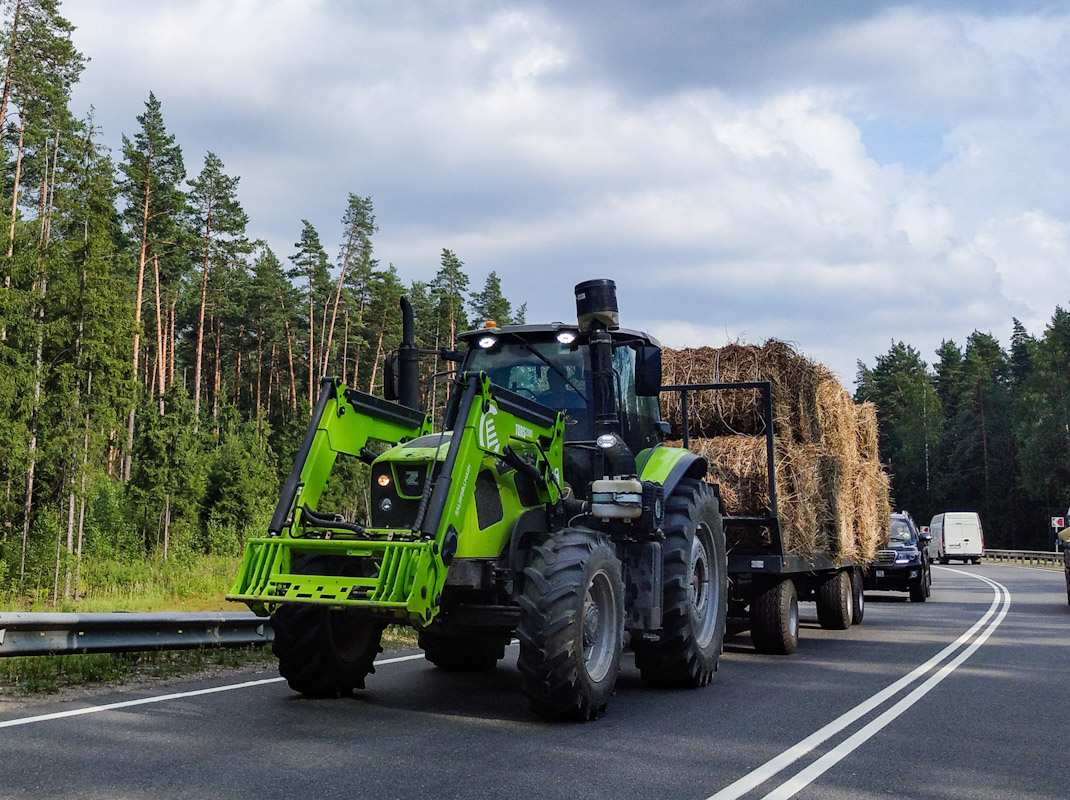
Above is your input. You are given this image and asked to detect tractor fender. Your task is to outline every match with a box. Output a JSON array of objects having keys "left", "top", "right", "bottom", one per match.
[
  {"left": 637, "top": 444, "right": 708, "bottom": 501},
  {"left": 506, "top": 507, "right": 550, "bottom": 593}
]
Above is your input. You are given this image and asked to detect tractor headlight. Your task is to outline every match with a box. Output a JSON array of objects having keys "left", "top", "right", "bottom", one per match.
[
  {"left": 597, "top": 433, "right": 621, "bottom": 449},
  {"left": 377, "top": 473, "right": 391, "bottom": 487},
  {"left": 556, "top": 330, "right": 577, "bottom": 345},
  {"left": 379, "top": 497, "right": 393, "bottom": 512},
  {"left": 478, "top": 336, "right": 497, "bottom": 349}
]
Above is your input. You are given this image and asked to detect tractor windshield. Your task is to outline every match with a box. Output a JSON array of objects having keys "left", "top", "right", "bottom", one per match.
[{"left": 467, "top": 339, "right": 593, "bottom": 442}]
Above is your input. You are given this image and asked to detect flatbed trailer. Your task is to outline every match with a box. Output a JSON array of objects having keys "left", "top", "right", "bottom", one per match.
[{"left": 662, "top": 380, "right": 866, "bottom": 654}]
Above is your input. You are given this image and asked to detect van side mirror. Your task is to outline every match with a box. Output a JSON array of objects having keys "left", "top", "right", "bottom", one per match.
[
  {"left": 920, "top": 534, "right": 932, "bottom": 544},
  {"left": 636, "top": 345, "right": 662, "bottom": 397},
  {"left": 383, "top": 351, "right": 400, "bottom": 401}
]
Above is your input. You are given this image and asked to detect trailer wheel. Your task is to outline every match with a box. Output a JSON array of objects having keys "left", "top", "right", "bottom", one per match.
[
  {"left": 850, "top": 567, "right": 865, "bottom": 625},
  {"left": 750, "top": 578, "right": 799, "bottom": 655},
  {"left": 815, "top": 569, "right": 853, "bottom": 630},
  {"left": 633, "top": 479, "right": 728, "bottom": 688},
  {"left": 271, "top": 556, "right": 386, "bottom": 698},
  {"left": 418, "top": 630, "right": 508, "bottom": 672},
  {"left": 517, "top": 528, "right": 625, "bottom": 721}
]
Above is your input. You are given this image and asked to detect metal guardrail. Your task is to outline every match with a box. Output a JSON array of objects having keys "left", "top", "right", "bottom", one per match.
[
  {"left": 0, "top": 612, "right": 273, "bottom": 658},
  {"left": 983, "top": 549, "right": 1065, "bottom": 568}
]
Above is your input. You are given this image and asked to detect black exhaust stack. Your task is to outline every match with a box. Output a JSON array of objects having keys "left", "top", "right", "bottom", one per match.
[
  {"left": 575, "top": 279, "right": 621, "bottom": 438},
  {"left": 398, "top": 296, "right": 421, "bottom": 411}
]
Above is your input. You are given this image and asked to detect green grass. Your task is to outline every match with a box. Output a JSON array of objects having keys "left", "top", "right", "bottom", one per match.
[
  {"left": 0, "top": 645, "right": 276, "bottom": 695},
  {"left": 0, "top": 553, "right": 423, "bottom": 696}
]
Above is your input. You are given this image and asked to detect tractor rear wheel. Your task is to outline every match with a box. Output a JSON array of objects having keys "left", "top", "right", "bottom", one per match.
[
  {"left": 271, "top": 555, "right": 385, "bottom": 698},
  {"left": 517, "top": 528, "right": 625, "bottom": 721},
  {"left": 816, "top": 569, "right": 853, "bottom": 630},
  {"left": 633, "top": 479, "right": 727, "bottom": 687},
  {"left": 750, "top": 578, "right": 798, "bottom": 655},
  {"left": 418, "top": 630, "right": 509, "bottom": 672}
]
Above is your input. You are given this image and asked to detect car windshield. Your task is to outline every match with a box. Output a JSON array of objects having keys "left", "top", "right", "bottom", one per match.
[{"left": 889, "top": 519, "right": 915, "bottom": 543}]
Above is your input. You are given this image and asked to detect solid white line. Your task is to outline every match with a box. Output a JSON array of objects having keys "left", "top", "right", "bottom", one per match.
[
  {"left": 0, "top": 652, "right": 426, "bottom": 730},
  {"left": 706, "top": 569, "right": 1008, "bottom": 800},
  {"left": 762, "top": 573, "right": 1010, "bottom": 799}
]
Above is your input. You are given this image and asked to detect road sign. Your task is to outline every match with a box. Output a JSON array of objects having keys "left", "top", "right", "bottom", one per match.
[
  {"left": 920, "top": 526, "right": 930, "bottom": 534},
  {"left": 1051, "top": 516, "right": 1065, "bottom": 529}
]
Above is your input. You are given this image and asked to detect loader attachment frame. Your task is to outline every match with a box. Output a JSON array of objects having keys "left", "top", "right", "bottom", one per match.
[{"left": 227, "top": 372, "right": 564, "bottom": 626}]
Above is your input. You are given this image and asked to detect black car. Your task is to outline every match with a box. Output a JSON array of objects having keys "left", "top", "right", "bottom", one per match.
[{"left": 864, "top": 512, "right": 932, "bottom": 602}]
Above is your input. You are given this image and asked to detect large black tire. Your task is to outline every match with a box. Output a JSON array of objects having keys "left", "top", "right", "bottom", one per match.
[
  {"left": 909, "top": 579, "right": 927, "bottom": 602},
  {"left": 815, "top": 569, "right": 853, "bottom": 630},
  {"left": 850, "top": 567, "right": 865, "bottom": 625},
  {"left": 517, "top": 528, "right": 625, "bottom": 721},
  {"left": 418, "top": 630, "right": 508, "bottom": 672},
  {"left": 750, "top": 578, "right": 798, "bottom": 655},
  {"left": 633, "top": 479, "right": 728, "bottom": 687},
  {"left": 272, "top": 604, "right": 385, "bottom": 697},
  {"left": 271, "top": 555, "right": 386, "bottom": 698}
]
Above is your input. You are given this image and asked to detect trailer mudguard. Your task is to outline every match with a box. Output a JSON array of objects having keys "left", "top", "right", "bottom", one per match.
[{"left": 637, "top": 444, "right": 707, "bottom": 499}]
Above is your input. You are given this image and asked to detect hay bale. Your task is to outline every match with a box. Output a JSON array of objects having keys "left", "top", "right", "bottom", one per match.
[
  {"left": 856, "top": 402, "right": 879, "bottom": 461},
  {"left": 665, "top": 344, "right": 891, "bottom": 566},
  {"left": 669, "top": 437, "right": 825, "bottom": 560},
  {"left": 661, "top": 341, "right": 820, "bottom": 443}
]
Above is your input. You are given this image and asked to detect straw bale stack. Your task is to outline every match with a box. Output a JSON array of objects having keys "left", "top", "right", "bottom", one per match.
[{"left": 664, "top": 342, "right": 890, "bottom": 564}]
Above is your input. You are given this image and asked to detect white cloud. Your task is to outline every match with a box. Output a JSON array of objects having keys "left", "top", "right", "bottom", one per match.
[{"left": 64, "top": 1, "right": 1070, "bottom": 382}]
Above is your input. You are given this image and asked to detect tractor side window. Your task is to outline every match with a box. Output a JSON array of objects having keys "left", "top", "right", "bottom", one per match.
[{"left": 613, "top": 344, "right": 662, "bottom": 453}]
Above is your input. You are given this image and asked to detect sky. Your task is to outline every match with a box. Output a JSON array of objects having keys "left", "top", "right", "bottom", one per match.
[{"left": 63, "top": 0, "right": 1070, "bottom": 384}]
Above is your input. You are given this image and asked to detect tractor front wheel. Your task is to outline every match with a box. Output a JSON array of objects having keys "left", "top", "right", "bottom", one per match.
[
  {"left": 517, "top": 528, "right": 625, "bottom": 721},
  {"left": 272, "top": 603, "right": 385, "bottom": 698},
  {"left": 271, "top": 555, "right": 385, "bottom": 698}
]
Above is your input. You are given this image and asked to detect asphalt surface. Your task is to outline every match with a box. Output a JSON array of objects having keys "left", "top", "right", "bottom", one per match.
[{"left": 1, "top": 564, "right": 1067, "bottom": 800}]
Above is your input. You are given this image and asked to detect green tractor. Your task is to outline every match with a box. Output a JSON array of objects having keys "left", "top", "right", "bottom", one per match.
[{"left": 228, "top": 279, "right": 727, "bottom": 720}]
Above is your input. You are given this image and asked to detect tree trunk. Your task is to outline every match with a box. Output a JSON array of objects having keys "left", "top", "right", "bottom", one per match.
[
  {"left": 307, "top": 272, "right": 315, "bottom": 411},
  {"left": 255, "top": 318, "right": 264, "bottom": 420},
  {"left": 153, "top": 255, "right": 166, "bottom": 414},
  {"left": 0, "top": 0, "right": 22, "bottom": 135},
  {"left": 19, "top": 273, "right": 45, "bottom": 584},
  {"left": 277, "top": 289, "right": 299, "bottom": 411},
  {"left": 212, "top": 316, "right": 222, "bottom": 424},
  {"left": 368, "top": 312, "right": 388, "bottom": 393},
  {"left": 192, "top": 206, "right": 213, "bottom": 427},
  {"left": 7, "top": 116, "right": 25, "bottom": 258}
]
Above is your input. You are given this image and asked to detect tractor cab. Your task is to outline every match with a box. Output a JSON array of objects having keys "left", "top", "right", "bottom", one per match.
[{"left": 454, "top": 322, "right": 667, "bottom": 491}]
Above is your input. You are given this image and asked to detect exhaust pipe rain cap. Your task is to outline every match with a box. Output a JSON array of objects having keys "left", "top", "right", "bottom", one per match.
[{"left": 575, "top": 278, "right": 619, "bottom": 332}]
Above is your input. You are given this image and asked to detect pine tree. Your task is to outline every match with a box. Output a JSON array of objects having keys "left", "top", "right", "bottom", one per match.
[
  {"left": 187, "top": 152, "right": 249, "bottom": 428},
  {"left": 117, "top": 91, "right": 188, "bottom": 476},
  {"left": 469, "top": 270, "right": 514, "bottom": 326},
  {"left": 288, "top": 220, "right": 330, "bottom": 411}
]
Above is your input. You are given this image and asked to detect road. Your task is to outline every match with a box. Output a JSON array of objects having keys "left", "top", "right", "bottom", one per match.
[{"left": 1, "top": 564, "right": 1067, "bottom": 800}]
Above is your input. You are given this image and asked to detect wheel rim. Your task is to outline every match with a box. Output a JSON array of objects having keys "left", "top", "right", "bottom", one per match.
[
  {"left": 856, "top": 583, "right": 865, "bottom": 617},
  {"left": 582, "top": 568, "right": 618, "bottom": 682},
  {"left": 843, "top": 573, "right": 853, "bottom": 620},
  {"left": 788, "top": 593, "right": 799, "bottom": 636},
  {"left": 690, "top": 524, "right": 719, "bottom": 647}
]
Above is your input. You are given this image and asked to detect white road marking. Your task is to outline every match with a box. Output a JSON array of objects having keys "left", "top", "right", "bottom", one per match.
[
  {"left": 707, "top": 569, "right": 1011, "bottom": 800},
  {"left": 0, "top": 653, "right": 426, "bottom": 730}
]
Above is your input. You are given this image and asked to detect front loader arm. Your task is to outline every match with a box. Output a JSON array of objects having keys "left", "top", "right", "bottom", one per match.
[
  {"left": 419, "top": 371, "right": 565, "bottom": 559},
  {"left": 229, "top": 372, "right": 564, "bottom": 627},
  {"left": 271, "top": 376, "right": 432, "bottom": 537}
]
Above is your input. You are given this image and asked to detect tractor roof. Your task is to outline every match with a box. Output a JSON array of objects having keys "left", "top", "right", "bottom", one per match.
[{"left": 457, "top": 323, "right": 661, "bottom": 349}]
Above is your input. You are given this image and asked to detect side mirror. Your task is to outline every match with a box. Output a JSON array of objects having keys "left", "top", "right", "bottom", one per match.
[
  {"left": 636, "top": 345, "right": 662, "bottom": 397},
  {"left": 383, "top": 351, "right": 400, "bottom": 401},
  {"left": 920, "top": 534, "right": 933, "bottom": 544}
]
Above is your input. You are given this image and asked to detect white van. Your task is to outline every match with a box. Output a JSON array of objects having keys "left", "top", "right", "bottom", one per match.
[{"left": 929, "top": 512, "right": 985, "bottom": 564}]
